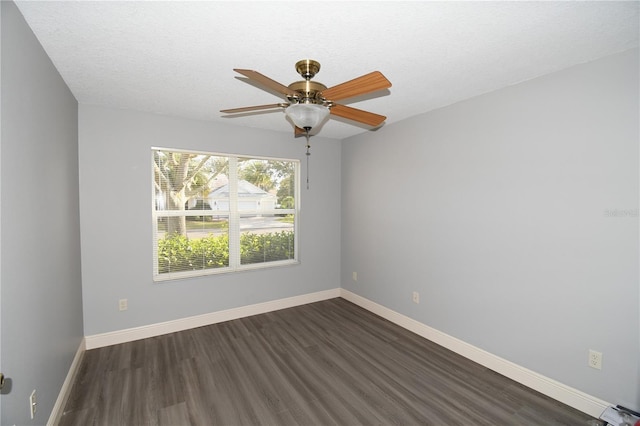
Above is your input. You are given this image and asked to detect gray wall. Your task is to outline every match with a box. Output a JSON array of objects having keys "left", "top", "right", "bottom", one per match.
[
  {"left": 2, "top": 1, "right": 634, "bottom": 417},
  {"left": 341, "top": 48, "right": 639, "bottom": 408},
  {"left": 78, "top": 105, "right": 341, "bottom": 336},
  {"left": 1, "top": 2, "right": 84, "bottom": 424}
]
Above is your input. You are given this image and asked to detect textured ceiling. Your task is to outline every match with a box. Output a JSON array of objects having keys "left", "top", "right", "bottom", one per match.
[{"left": 15, "top": 1, "right": 640, "bottom": 140}]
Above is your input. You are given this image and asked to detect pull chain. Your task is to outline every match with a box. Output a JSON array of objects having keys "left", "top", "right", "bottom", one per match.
[{"left": 305, "top": 130, "right": 311, "bottom": 189}]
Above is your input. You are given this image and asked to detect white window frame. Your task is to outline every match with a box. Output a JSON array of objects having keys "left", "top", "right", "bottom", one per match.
[{"left": 152, "top": 147, "right": 299, "bottom": 282}]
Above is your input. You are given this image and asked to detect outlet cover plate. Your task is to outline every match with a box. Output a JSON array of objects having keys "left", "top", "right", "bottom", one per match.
[{"left": 588, "top": 349, "right": 602, "bottom": 370}]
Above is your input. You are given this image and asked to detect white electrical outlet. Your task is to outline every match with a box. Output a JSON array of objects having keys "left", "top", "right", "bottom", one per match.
[
  {"left": 29, "top": 389, "right": 37, "bottom": 419},
  {"left": 119, "top": 299, "right": 128, "bottom": 311},
  {"left": 412, "top": 291, "right": 420, "bottom": 304},
  {"left": 588, "top": 349, "right": 602, "bottom": 370},
  {"left": 352, "top": 272, "right": 358, "bottom": 281}
]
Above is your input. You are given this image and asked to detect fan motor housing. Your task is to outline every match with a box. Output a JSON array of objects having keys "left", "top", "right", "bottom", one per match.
[{"left": 287, "top": 80, "right": 327, "bottom": 104}]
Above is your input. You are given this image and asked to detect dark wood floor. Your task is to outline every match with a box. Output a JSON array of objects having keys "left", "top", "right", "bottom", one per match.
[{"left": 60, "top": 298, "right": 598, "bottom": 425}]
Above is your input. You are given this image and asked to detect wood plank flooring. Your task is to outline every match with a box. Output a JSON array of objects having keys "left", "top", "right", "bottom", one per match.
[{"left": 59, "top": 298, "right": 598, "bottom": 425}]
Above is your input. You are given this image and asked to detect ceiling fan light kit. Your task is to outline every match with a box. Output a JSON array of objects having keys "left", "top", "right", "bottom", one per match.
[{"left": 285, "top": 103, "right": 330, "bottom": 131}]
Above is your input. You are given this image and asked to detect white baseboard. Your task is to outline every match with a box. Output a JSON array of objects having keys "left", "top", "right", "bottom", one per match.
[
  {"left": 82, "top": 287, "right": 608, "bottom": 418},
  {"left": 48, "top": 338, "right": 86, "bottom": 426},
  {"left": 85, "top": 288, "right": 341, "bottom": 350},
  {"left": 339, "top": 289, "right": 609, "bottom": 419}
]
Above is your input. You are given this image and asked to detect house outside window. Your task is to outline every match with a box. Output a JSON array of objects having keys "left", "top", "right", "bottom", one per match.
[{"left": 152, "top": 148, "right": 298, "bottom": 281}]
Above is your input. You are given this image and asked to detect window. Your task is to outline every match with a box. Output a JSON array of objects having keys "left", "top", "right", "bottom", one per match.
[{"left": 152, "top": 148, "right": 298, "bottom": 281}]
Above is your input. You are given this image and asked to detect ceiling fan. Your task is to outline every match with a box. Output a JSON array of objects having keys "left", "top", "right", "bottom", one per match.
[{"left": 220, "top": 59, "right": 392, "bottom": 137}]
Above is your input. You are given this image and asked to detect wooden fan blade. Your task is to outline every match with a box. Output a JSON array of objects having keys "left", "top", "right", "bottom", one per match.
[
  {"left": 320, "top": 71, "right": 391, "bottom": 102},
  {"left": 330, "top": 104, "right": 386, "bottom": 127},
  {"left": 294, "top": 126, "right": 306, "bottom": 137},
  {"left": 234, "top": 69, "right": 298, "bottom": 98},
  {"left": 220, "top": 103, "right": 287, "bottom": 114}
]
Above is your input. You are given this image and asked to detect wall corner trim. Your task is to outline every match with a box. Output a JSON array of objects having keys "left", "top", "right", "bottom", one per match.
[
  {"left": 85, "top": 288, "right": 341, "bottom": 350},
  {"left": 48, "top": 338, "right": 86, "bottom": 426},
  {"left": 339, "top": 289, "right": 610, "bottom": 419}
]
